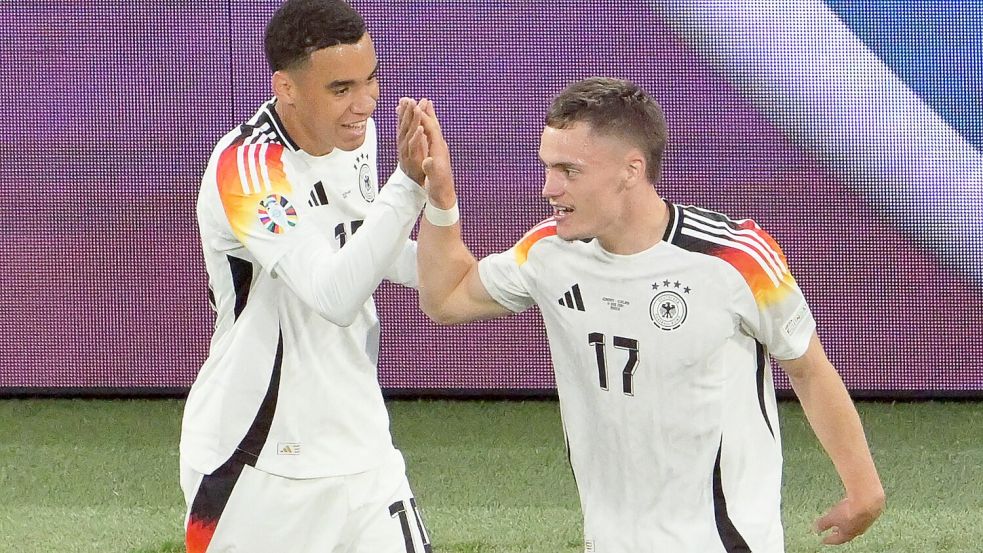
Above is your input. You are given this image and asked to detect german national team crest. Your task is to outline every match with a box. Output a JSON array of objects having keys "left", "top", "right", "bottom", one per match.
[
  {"left": 355, "top": 153, "right": 375, "bottom": 202},
  {"left": 257, "top": 194, "right": 298, "bottom": 234},
  {"left": 649, "top": 279, "right": 691, "bottom": 331}
]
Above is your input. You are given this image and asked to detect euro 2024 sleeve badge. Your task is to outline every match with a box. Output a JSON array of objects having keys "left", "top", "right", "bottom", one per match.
[{"left": 257, "top": 194, "right": 298, "bottom": 234}]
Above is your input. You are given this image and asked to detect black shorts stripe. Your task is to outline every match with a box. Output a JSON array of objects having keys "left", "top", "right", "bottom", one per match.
[
  {"left": 389, "top": 501, "right": 416, "bottom": 553},
  {"left": 409, "top": 497, "right": 433, "bottom": 553},
  {"left": 186, "top": 455, "right": 247, "bottom": 545},
  {"left": 713, "top": 441, "right": 752, "bottom": 552}
]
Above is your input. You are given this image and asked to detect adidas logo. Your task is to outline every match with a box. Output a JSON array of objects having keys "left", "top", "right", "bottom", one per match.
[
  {"left": 308, "top": 181, "right": 329, "bottom": 207},
  {"left": 277, "top": 442, "right": 301, "bottom": 455},
  {"left": 557, "top": 283, "right": 585, "bottom": 311}
]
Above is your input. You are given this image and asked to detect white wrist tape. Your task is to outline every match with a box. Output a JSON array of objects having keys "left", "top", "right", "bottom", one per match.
[{"left": 424, "top": 202, "right": 460, "bottom": 226}]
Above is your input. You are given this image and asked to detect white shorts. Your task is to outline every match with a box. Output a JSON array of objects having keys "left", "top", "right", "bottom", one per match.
[{"left": 181, "top": 450, "right": 431, "bottom": 553}]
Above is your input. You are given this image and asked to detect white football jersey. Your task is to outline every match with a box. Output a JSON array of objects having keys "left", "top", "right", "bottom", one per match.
[
  {"left": 478, "top": 203, "right": 816, "bottom": 553},
  {"left": 181, "top": 100, "right": 424, "bottom": 478}
]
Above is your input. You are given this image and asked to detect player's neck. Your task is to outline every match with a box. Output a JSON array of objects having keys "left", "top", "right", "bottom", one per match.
[
  {"left": 597, "top": 190, "right": 669, "bottom": 255},
  {"left": 274, "top": 101, "right": 334, "bottom": 157}
]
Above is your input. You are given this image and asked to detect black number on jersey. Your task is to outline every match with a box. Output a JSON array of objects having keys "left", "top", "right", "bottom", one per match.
[
  {"left": 334, "top": 219, "right": 365, "bottom": 248},
  {"left": 588, "top": 332, "right": 640, "bottom": 396},
  {"left": 588, "top": 332, "right": 608, "bottom": 390}
]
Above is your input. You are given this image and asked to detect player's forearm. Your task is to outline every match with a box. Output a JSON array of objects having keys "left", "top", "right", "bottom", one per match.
[
  {"left": 788, "top": 361, "right": 885, "bottom": 506},
  {"left": 277, "top": 171, "right": 426, "bottom": 326},
  {"left": 384, "top": 240, "right": 419, "bottom": 288},
  {"left": 417, "top": 217, "right": 480, "bottom": 324}
]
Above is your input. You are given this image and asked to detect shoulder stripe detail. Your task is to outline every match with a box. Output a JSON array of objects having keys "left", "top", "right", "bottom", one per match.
[
  {"left": 670, "top": 205, "right": 797, "bottom": 307},
  {"left": 263, "top": 103, "right": 299, "bottom": 152},
  {"left": 527, "top": 218, "right": 556, "bottom": 236},
  {"left": 245, "top": 144, "right": 260, "bottom": 195},
  {"left": 217, "top": 141, "right": 291, "bottom": 243},
  {"left": 680, "top": 226, "right": 783, "bottom": 287},
  {"left": 515, "top": 218, "right": 557, "bottom": 266},
  {"left": 684, "top": 211, "right": 786, "bottom": 275},
  {"left": 243, "top": 123, "right": 271, "bottom": 146},
  {"left": 230, "top": 142, "right": 284, "bottom": 197},
  {"left": 663, "top": 203, "right": 681, "bottom": 242},
  {"left": 258, "top": 143, "right": 272, "bottom": 192},
  {"left": 235, "top": 143, "right": 252, "bottom": 195}
]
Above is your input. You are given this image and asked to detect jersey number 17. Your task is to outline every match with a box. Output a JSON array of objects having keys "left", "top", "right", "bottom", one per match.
[{"left": 588, "top": 332, "right": 639, "bottom": 396}]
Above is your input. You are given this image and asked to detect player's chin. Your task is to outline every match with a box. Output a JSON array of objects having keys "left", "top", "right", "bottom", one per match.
[
  {"left": 335, "top": 126, "right": 369, "bottom": 151},
  {"left": 555, "top": 222, "right": 586, "bottom": 243},
  {"left": 336, "top": 135, "right": 367, "bottom": 152}
]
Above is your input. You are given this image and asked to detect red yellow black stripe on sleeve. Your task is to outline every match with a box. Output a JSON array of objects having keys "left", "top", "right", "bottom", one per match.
[
  {"left": 514, "top": 218, "right": 557, "bottom": 266},
  {"left": 674, "top": 208, "right": 796, "bottom": 308},
  {"left": 216, "top": 140, "right": 295, "bottom": 243}
]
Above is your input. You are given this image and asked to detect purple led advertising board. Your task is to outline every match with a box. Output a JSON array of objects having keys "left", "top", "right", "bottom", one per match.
[{"left": 2, "top": 1, "right": 981, "bottom": 396}]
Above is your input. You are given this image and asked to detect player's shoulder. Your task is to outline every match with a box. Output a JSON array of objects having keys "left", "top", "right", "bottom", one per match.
[
  {"left": 665, "top": 203, "right": 790, "bottom": 289},
  {"left": 212, "top": 99, "right": 299, "bottom": 162},
  {"left": 513, "top": 217, "right": 561, "bottom": 266},
  {"left": 667, "top": 203, "right": 759, "bottom": 232},
  {"left": 209, "top": 101, "right": 304, "bottom": 196}
]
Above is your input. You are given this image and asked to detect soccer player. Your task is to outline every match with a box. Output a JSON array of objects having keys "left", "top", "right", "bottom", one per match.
[
  {"left": 413, "top": 78, "right": 885, "bottom": 551},
  {"left": 179, "top": 1, "right": 432, "bottom": 551}
]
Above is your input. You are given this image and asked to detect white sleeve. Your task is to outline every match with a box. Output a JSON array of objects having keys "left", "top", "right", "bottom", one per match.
[
  {"left": 741, "top": 279, "right": 816, "bottom": 360},
  {"left": 384, "top": 239, "right": 419, "bottom": 289},
  {"left": 273, "top": 168, "right": 426, "bottom": 326},
  {"left": 729, "top": 225, "right": 816, "bottom": 360},
  {"left": 477, "top": 248, "right": 536, "bottom": 313}
]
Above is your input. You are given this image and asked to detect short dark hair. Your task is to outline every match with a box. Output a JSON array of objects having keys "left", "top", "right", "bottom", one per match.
[
  {"left": 547, "top": 78, "right": 668, "bottom": 183},
  {"left": 264, "top": 0, "right": 367, "bottom": 72}
]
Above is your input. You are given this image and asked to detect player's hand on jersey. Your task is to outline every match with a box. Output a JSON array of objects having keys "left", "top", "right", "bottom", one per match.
[
  {"left": 415, "top": 100, "right": 455, "bottom": 207},
  {"left": 814, "top": 491, "right": 885, "bottom": 545},
  {"left": 397, "top": 97, "right": 428, "bottom": 186}
]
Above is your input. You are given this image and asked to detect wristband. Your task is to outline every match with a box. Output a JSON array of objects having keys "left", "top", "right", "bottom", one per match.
[{"left": 424, "top": 201, "right": 460, "bottom": 226}]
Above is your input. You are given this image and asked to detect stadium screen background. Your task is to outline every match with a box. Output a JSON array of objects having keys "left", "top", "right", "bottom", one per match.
[{"left": 3, "top": 1, "right": 981, "bottom": 397}]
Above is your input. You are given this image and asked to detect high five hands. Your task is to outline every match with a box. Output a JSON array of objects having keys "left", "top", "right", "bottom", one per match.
[
  {"left": 395, "top": 98, "right": 454, "bottom": 206},
  {"left": 396, "top": 97, "right": 428, "bottom": 185}
]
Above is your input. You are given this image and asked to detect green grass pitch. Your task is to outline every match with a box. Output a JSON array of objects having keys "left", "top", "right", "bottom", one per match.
[{"left": 0, "top": 399, "right": 980, "bottom": 552}]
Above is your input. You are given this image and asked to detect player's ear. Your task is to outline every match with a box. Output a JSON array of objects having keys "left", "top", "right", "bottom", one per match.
[
  {"left": 272, "top": 70, "right": 294, "bottom": 104},
  {"left": 624, "top": 150, "right": 646, "bottom": 188}
]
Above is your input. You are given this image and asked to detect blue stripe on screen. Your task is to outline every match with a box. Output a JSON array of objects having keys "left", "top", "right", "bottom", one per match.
[{"left": 826, "top": 0, "right": 983, "bottom": 152}]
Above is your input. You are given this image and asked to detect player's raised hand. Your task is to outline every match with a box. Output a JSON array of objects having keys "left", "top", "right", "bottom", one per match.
[
  {"left": 415, "top": 100, "right": 455, "bottom": 206},
  {"left": 814, "top": 493, "right": 884, "bottom": 545},
  {"left": 396, "top": 97, "right": 428, "bottom": 186}
]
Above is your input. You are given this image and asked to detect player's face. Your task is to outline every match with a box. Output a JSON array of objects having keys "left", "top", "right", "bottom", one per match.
[
  {"left": 279, "top": 33, "right": 380, "bottom": 155},
  {"left": 539, "top": 122, "right": 636, "bottom": 243}
]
